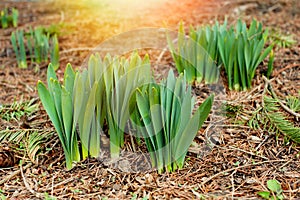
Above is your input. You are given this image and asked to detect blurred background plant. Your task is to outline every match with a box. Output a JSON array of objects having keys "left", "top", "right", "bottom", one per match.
[
  {"left": 268, "top": 29, "right": 296, "bottom": 49},
  {"left": 0, "top": 8, "right": 18, "bottom": 29},
  {"left": 10, "top": 27, "right": 60, "bottom": 70}
]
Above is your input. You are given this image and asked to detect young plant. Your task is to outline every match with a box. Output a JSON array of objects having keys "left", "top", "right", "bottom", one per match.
[
  {"left": 170, "top": 19, "right": 273, "bottom": 90},
  {"left": 11, "top": 30, "right": 27, "bottom": 68},
  {"left": 103, "top": 52, "right": 151, "bottom": 158},
  {"left": 11, "top": 27, "right": 60, "bottom": 70},
  {"left": 32, "top": 27, "right": 50, "bottom": 63},
  {"left": 37, "top": 64, "right": 80, "bottom": 169},
  {"left": 50, "top": 35, "right": 60, "bottom": 70},
  {"left": 269, "top": 30, "right": 296, "bottom": 49},
  {"left": 0, "top": 8, "right": 19, "bottom": 28},
  {"left": 38, "top": 60, "right": 103, "bottom": 169},
  {"left": 168, "top": 22, "right": 221, "bottom": 84},
  {"left": 217, "top": 19, "right": 273, "bottom": 90},
  {"left": 0, "top": 8, "right": 8, "bottom": 29},
  {"left": 130, "top": 70, "right": 213, "bottom": 173},
  {"left": 38, "top": 52, "right": 151, "bottom": 168}
]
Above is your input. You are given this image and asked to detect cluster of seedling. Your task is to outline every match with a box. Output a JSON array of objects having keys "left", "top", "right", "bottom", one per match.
[
  {"left": 38, "top": 53, "right": 213, "bottom": 172},
  {"left": 169, "top": 19, "right": 274, "bottom": 91},
  {"left": 36, "top": 18, "right": 299, "bottom": 174},
  {"left": 11, "top": 27, "right": 59, "bottom": 69},
  {"left": 0, "top": 8, "right": 18, "bottom": 29}
]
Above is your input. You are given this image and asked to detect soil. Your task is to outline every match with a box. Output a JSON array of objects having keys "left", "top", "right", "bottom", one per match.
[{"left": 0, "top": 0, "right": 299, "bottom": 199}]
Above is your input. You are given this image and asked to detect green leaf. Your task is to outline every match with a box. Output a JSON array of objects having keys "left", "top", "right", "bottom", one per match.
[
  {"left": 49, "top": 78, "right": 63, "bottom": 131},
  {"left": 267, "top": 50, "right": 274, "bottom": 78},
  {"left": 37, "top": 81, "right": 66, "bottom": 151},
  {"left": 61, "top": 86, "right": 73, "bottom": 147},
  {"left": 64, "top": 64, "right": 75, "bottom": 94},
  {"left": 12, "top": 8, "right": 18, "bottom": 27},
  {"left": 73, "top": 74, "right": 84, "bottom": 130},
  {"left": 81, "top": 82, "right": 100, "bottom": 157},
  {"left": 174, "top": 95, "right": 213, "bottom": 161},
  {"left": 257, "top": 191, "right": 270, "bottom": 199},
  {"left": 11, "top": 32, "right": 19, "bottom": 62},
  {"left": 50, "top": 35, "right": 60, "bottom": 70},
  {"left": 267, "top": 180, "right": 282, "bottom": 193},
  {"left": 47, "top": 64, "right": 58, "bottom": 88}
]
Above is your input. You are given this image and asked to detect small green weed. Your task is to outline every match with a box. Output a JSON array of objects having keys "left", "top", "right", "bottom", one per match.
[{"left": 257, "top": 179, "right": 284, "bottom": 200}]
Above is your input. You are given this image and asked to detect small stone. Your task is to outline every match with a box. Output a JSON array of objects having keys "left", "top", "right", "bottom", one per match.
[
  {"left": 145, "top": 173, "right": 153, "bottom": 184},
  {"left": 113, "top": 183, "right": 121, "bottom": 191},
  {"left": 249, "top": 136, "right": 262, "bottom": 142}
]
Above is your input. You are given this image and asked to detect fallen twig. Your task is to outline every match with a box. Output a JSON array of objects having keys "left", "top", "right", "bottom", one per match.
[
  {"left": 263, "top": 76, "right": 300, "bottom": 118},
  {"left": 199, "top": 159, "right": 292, "bottom": 187},
  {"left": 20, "top": 162, "right": 45, "bottom": 198},
  {"left": 0, "top": 162, "right": 32, "bottom": 185},
  {"left": 217, "top": 145, "right": 269, "bottom": 160},
  {"left": 60, "top": 47, "right": 95, "bottom": 54},
  {"left": 273, "top": 63, "right": 300, "bottom": 77}
]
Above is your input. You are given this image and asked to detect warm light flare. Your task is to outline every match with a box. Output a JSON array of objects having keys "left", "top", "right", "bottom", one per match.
[{"left": 102, "top": 0, "right": 169, "bottom": 10}]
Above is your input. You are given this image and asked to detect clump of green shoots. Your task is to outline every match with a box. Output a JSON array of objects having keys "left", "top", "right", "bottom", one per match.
[
  {"left": 0, "top": 8, "right": 19, "bottom": 29},
  {"left": 38, "top": 64, "right": 80, "bottom": 169},
  {"left": 38, "top": 52, "right": 212, "bottom": 173},
  {"left": 11, "top": 27, "right": 60, "bottom": 69},
  {"left": 38, "top": 52, "right": 152, "bottom": 169},
  {"left": 218, "top": 19, "right": 273, "bottom": 91},
  {"left": 50, "top": 35, "right": 60, "bottom": 71},
  {"left": 170, "top": 19, "right": 273, "bottom": 91},
  {"left": 103, "top": 52, "right": 152, "bottom": 158},
  {"left": 168, "top": 22, "right": 221, "bottom": 84},
  {"left": 130, "top": 70, "right": 213, "bottom": 173},
  {"left": 28, "top": 27, "right": 50, "bottom": 64},
  {"left": 269, "top": 29, "right": 296, "bottom": 49}
]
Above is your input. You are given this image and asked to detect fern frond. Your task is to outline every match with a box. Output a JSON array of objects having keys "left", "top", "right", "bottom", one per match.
[
  {"left": 248, "top": 92, "right": 300, "bottom": 144},
  {"left": 0, "top": 129, "right": 54, "bottom": 163},
  {"left": 269, "top": 32, "right": 296, "bottom": 49},
  {"left": 286, "top": 91, "right": 300, "bottom": 112},
  {"left": 263, "top": 96, "right": 300, "bottom": 143},
  {"left": 0, "top": 98, "right": 38, "bottom": 121}
]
